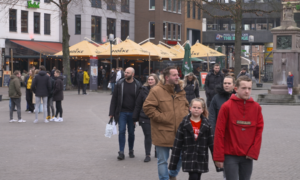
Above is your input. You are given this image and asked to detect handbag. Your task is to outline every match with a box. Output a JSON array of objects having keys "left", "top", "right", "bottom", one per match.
[{"left": 107, "top": 82, "right": 112, "bottom": 89}]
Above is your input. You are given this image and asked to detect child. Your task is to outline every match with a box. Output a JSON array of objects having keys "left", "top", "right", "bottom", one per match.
[
  {"left": 287, "top": 71, "right": 294, "bottom": 95},
  {"left": 52, "top": 70, "right": 64, "bottom": 122},
  {"left": 169, "top": 98, "right": 221, "bottom": 180}
]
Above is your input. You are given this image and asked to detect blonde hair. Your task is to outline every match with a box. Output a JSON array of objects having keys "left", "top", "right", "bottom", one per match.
[
  {"left": 143, "top": 73, "right": 159, "bottom": 86},
  {"left": 190, "top": 98, "right": 209, "bottom": 118}
]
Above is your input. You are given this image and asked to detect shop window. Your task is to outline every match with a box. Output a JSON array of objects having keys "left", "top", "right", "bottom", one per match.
[
  {"left": 206, "top": 18, "right": 217, "bottom": 31},
  {"left": 219, "top": 19, "right": 230, "bottom": 30},
  {"left": 91, "top": 16, "right": 101, "bottom": 43},
  {"left": 177, "top": 0, "right": 181, "bottom": 13},
  {"left": 149, "top": 22, "right": 155, "bottom": 38},
  {"left": 256, "top": 18, "right": 267, "bottom": 30},
  {"left": 121, "top": 0, "right": 129, "bottom": 13},
  {"left": 121, "top": 20, "right": 129, "bottom": 41},
  {"left": 9, "top": 9, "right": 17, "bottom": 32},
  {"left": 91, "top": 0, "right": 102, "bottom": 8},
  {"left": 243, "top": 18, "right": 255, "bottom": 30},
  {"left": 107, "top": 18, "right": 116, "bottom": 39},
  {"left": 163, "top": 22, "right": 166, "bottom": 39},
  {"left": 187, "top": 1, "right": 190, "bottom": 18},
  {"left": 150, "top": 0, "right": 155, "bottom": 10},
  {"left": 107, "top": 0, "right": 116, "bottom": 11},
  {"left": 21, "top": 11, "right": 28, "bottom": 33},
  {"left": 173, "top": 24, "right": 176, "bottom": 40},
  {"left": 34, "top": 12, "right": 40, "bottom": 34},
  {"left": 44, "top": 14, "right": 51, "bottom": 35},
  {"left": 75, "top": 15, "right": 81, "bottom": 34}
]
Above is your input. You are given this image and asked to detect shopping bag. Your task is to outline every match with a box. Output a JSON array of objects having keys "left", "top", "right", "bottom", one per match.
[
  {"left": 112, "top": 121, "right": 118, "bottom": 135},
  {"left": 105, "top": 123, "right": 114, "bottom": 138},
  {"left": 107, "top": 82, "right": 112, "bottom": 89}
]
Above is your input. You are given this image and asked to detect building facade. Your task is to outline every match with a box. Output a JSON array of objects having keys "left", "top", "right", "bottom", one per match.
[{"left": 184, "top": 1, "right": 202, "bottom": 45}]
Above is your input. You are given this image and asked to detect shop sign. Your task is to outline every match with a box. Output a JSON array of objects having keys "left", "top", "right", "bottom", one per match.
[
  {"left": 266, "top": 47, "right": 273, "bottom": 52},
  {"left": 165, "top": 41, "right": 177, "bottom": 45},
  {"left": 216, "top": 34, "right": 249, "bottom": 41},
  {"left": 28, "top": 1, "right": 40, "bottom": 8},
  {"left": 200, "top": 72, "right": 208, "bottom": 87}
]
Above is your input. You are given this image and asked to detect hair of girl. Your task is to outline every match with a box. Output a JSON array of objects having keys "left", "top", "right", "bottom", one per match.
[{"left": 189, "top": 98, "right": 209, "bottom": 118}]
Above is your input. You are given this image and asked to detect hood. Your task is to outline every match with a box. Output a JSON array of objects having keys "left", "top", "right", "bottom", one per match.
[
  {"left": 55, "top": 76, "right": 63, "bottom": 81},
  {"left": 183, "top": 74, "right": 199, "bottom": 88},
  {"left": 157, "top": 74, "right": 184, "bottom": 94},
  {"left": 38, "top": 70, "right": 47, "bottom": 76},
  {"left": 230, "top": 94, "right": 254, "bottom": 102},
  {"left": 10, "top": 75, "right": 17, "bottom": 80},
  {"left": 216, "top": 85, "right": 236, "bottom": 97}
]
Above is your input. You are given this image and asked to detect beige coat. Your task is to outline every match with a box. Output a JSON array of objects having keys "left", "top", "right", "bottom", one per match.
[{"left": 143, "top": 76, "right": 189, "bottom": 147}]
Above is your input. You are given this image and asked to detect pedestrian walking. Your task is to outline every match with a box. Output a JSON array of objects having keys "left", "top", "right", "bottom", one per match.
[
  {"left": 287, "top": 71, "right": 294, "bottom": 95},
  {"left": 46, "top": 71, "right": 55, "bottom": 121},
  {"left": 183, "top": 72, "right": 200, "bottom": 104},
  {"left": 52, "top": 70, "right": 64, "bottom": 122},
  {"left": 132, "top": 74, "right": 159, "bottom": 162},
  {"left": 109, "top": 68, "right": 116, "bottom": 94},
  {"left": 116, "top": 67, "right": 124, "bottom": 82},
  {"left": 31, "top": 66, "right": 51, "bottom": 123},
  {"left": 237, "top": 67, "right": 250, "bottom": 79},
  {"left": 204, "top": 63, "right": 224, "bottom": 108},
  {"left": 143, "top": 66, "right": 189, "bottom": 180},
  {"left": 100, "top": 66, "right": 106, "bottom": 87},
  {"left": 24, "top": 69, "right": 35, "bottom": 113},
  {"left": 214, "top": 76, "right": 264, "bottom": 180},
  {"left": 169, "top": 98, "right": 222, "bottom": 180},
  {"left": 253, "top": 65, "right": 259, "bottom": 83},
  {"left": 77, "top": 68, "right": 84, "bottom": 95},
  {"left": 83, "top": 69, "right": 90, "bottom": 95},
  {"left": 9, "top": 71, "right": 26, "bottom": 123},
  {"left": 109, "top": 67, "right": 142, "bottom": 160}
]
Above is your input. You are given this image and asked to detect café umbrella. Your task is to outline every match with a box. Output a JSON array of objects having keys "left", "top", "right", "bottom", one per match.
[
  {"left": 157, "top": 44, "right": 184, "bottom": 60},
  {"left": 141, "top": 42, "right": 174, "bottom": 60},
  {"left": 182, "top": 43, "right": 193, "bottom": 76}
]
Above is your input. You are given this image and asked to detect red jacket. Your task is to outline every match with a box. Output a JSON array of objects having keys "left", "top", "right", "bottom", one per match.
[{"left": 213, "top": 94, "right": 264, "bottom": 162}]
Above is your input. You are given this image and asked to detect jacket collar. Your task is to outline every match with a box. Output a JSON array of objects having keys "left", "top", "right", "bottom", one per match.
[
  {"left": 230, "top": 94, "right": 254, "bottom": 102},
  {"left": 183, "top": 114, "right": 209, "bottom": 139}
]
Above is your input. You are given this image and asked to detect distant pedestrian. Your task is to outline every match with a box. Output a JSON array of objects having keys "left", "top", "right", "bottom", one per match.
[
  {"left": 24, "top": 69, "right": 35, "bottom": 113},
  {"left": 253, "top": 65, "right": 259, "bottom": 83},
  {"left": 31, "top": 66, "right": 51, "bottom": 123},
  {"left": 132, "top": 74, "right": 159, "bottom": 162},
  {"left": 109, "top": 68, "right": 116, "bottom": 94},
  {"left": 100, "top": 66, "right": 106, "bottom": 87},
  {"left": 169, "top": 98, "right": 222, "bottom": 180},
  {"left": 116, "top": 67, "right": 124, "bottom": 82},
  {"left": 51, "top": 66, "right": 56, "bottom": 78},
  {"left": 52, "top": 70, "right": 64, "bottom": 122},
  {"left": 77, "top": 68, "right": 84, "bottom": 95},
  {"left": 109, "top": 67, "right": 142, "bottom": 160},
  {"left": 83, "top": 69, "right": 90, "bottom": 95},
  {"left": 204, "top": 63, "right": 224, "bottom": 108},
  {"left": 183, "top": 72, "right": 200, "bottom": 104},
  {"left": 9, "top": 70, "right": 26, "bottom": 123},
  {"left": 237, "top": 67, "right": 250, "bottom": 79},
  {"left": 46, "top": 71, "right": 55, "bottom": 121},
  {"left": 287, "top": 71, "right": 294, "bottom": 95}
]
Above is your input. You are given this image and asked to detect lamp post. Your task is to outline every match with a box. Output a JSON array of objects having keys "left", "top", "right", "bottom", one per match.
[{"left": 109, "top": 34, "right": 114, "bottom": 70}]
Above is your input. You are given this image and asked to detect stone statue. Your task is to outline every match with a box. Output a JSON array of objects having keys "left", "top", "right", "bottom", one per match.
[{"left": 283, "top": 6, "right": 294, "bottom": 21}]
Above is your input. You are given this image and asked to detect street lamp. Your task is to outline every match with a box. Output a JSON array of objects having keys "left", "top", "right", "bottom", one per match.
[{"left": 109, "top": 34, "right": 114, "bottom": 70}]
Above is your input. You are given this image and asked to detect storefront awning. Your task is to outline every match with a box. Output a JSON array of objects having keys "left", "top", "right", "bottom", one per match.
[{"left": 10, "top": 40, "right": 62, "bottom": 55}]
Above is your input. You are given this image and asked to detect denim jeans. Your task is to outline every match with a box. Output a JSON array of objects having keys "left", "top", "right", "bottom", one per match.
[
  {"left": 118, "top": 112, "right": 135, "bottom": 152},
  {"left": 35, "top": 96, "right": 48, "bottom": 120},
  {"left": 156, "top": 146, "right": 182, "bottom": 180},
  {"left": 111, "top": 83, "right": 115, "bottom": 93}
]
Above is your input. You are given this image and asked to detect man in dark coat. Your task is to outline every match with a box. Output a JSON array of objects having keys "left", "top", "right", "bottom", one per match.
[
  {"left": 253, "top": 65, "right": 259, "bottom": 83},
  {"left": 109, "top": 67, "right": 142, "bottom": 160},
  {"left": 52, "top": 70, "right": 64, "bottom": 122},
  {"left": 204, "top": 63, "right": 224, "bottom": 108},
  {"left": 77, "top": 67, "right": 84, "bottom": 95}
]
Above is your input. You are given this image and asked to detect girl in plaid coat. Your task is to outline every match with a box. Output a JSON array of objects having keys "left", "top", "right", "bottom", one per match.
[{"left": 169, "top": 98, "right": 222, "bottom": 180}]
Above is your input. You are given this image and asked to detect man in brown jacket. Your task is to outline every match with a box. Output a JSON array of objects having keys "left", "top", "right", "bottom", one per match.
[{"left": 143, "top": 66, "right": 189, "bottom": 180}]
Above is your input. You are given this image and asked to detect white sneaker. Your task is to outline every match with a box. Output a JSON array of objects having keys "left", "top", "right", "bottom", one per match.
[
  {"left": 28, "top": 111, "right": 32, "bottom": 114},
  {"left": 44, "top": 119, "right": 49, "bottom": 123},
  {"left": 9, "top": 119, "right": 17, "bottom": 123},
  {"left": 49, "top": 118, "right": 55, "bottom": 122},
  {"left": 18, "top": 119, "right": 26, "bottom": 123},
  {"left": 55, "top": 117, "right": 63, "bottom": 122},
  {"left": 33, "top": 119, "right": 38, "bottom": 123}
]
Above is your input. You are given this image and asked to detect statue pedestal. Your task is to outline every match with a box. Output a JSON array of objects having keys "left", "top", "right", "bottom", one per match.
[
  {"left": 257, "top": 94, "right": 300, "bottom": 105},
  {"left": 270, "top": 85, "right": 288, "bottom": 95}
]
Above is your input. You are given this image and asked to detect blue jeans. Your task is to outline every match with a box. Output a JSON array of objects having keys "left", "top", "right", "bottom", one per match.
[
  {"left": 111, "top": 83, "right": 115, "bottom": 93},
  {"left": 156, "top": 146, "right": 182, "bottom": 180},
  {"left": 118, "top": 112, "right": 135, "bottom": 152}
]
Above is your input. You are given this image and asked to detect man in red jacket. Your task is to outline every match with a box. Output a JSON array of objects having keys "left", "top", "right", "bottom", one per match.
[{"left": 213, "top": 76, "right": 264, "bottom": 180}]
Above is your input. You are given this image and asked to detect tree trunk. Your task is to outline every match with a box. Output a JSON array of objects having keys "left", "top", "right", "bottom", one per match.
[
  {"left": 234, "top": 1, "right": 243, "bottom": 78},
  {"left": 61, "top": 6, "right": 71, "bottom": 89}
]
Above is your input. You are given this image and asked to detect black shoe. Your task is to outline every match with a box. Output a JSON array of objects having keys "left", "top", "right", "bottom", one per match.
[
  {"left": 144, "top": 156, "right": 151, "bottom": 162},
  {"left": 117, "top": 151, "right": 125, "bottom": 160},
  {"left": 129, "top": 150, "right": 135, "bottom": 158}
]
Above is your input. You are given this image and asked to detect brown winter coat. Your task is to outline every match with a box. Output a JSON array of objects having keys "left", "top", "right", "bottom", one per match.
[{"left": 143, "top": 75, "right": 189, "bottom": 147}]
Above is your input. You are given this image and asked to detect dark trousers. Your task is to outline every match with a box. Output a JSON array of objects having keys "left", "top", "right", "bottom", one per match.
[
  {"left": 188, "top": 172, "right": 202, "bottom": 180},
  {"left": 83, "top": 84, "right": 87, "bottom": 94},
  {"left": 78, "top": 81, "right": 83, "bottom": 94},
  {"left": 140, "top": 123, "right": 152, "bottom": 156},
  {"left": 55, "top": 101, "right": 63, "bottom": 118},
  {"left": 10, "top": 98, "right": 21, "bottom": 120},
  {"left": 26, "top": 89, "right": 34, "bottom": 112},
  {"left": 224, "top": 155, "right": 253, "bottom": 180}
]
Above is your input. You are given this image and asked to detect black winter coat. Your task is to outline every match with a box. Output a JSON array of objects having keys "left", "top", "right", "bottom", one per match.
[
  {"left": 110, "top": 72, "right": 116, "bottom": 83},
  {"left": 77, "top": 71, "right": 83, "bottom": 82},
  {"left": 204, "top": 70, "right": 224, "bottom": 107},
  {"left": 109, "top": 78, "right": 142, "bottom": 122},
  {"left": 132, "top": 86, "right": 151, "bottom": 124},
  {"left": 31, "top": 71, "right": 51, "bottom": 97},
  {"left": 53, "top": 76, "right": 64, "bottom": 101},
  {"left": 48, "top": 78, "right": 55, "bottom": 98},
  {"left": 208, "top": 86, "right": 235, "bottom": 134},
  {"left": 169, "top": 114, "right": 222, "bottom": 173},
  {"left": 184, "top": 79, "right": 200, "bottom": 104},
  {"left": 253, "top": 66, "right": 259, "bottom": 79}
]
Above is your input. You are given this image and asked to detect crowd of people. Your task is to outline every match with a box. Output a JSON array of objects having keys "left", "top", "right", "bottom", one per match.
[{"left": 8, "top": 66, "right": 64, "bottom": 123}]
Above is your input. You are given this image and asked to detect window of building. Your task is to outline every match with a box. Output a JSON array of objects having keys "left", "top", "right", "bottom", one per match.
[
  {"left": 206, "top": 18, "right": 217, "bottom": 30},
  {"left": 121, "top": 0, "right": 129, "bottom": 13},
  {"left": 173, "top": 24, "right": 176, "bottom": 40},
  {"left": 230, "top": 19, "right": 235, "bottom": 31},
  {"left": 177, "top": 24, "right": 181, "bottom": 40},
  {"left": 168, "top": 0, "right": 172, "bottom": 11},
  {"left": 34, "top": 12, "right": 40, "bottom": 34},
  {"left": 198, "top": 7, "right": 201, "bottom": 20},
  {"left": 149, "top": 22, "right": 155, "bottom": 38},
  {"left": 91, "top": 0, "right": 102, "bottom": 8},
  {"left": 44, "top": 14, "right": 51, "bottom": 35},
  {"left": 256, "top": 18, "right": 267, "bottom": 30},
  {"left": 243, "top": 19, "right": 255, "bottom": 30},
  {"left": 187, "top": 1, "right": 190, "bottom": 18},
  {"left": 121, "top": 20, "right": 129, "bottom": 41},
  {"left": 168, "top": 23, "right": 171, "bottom": 39},
  {"left": 91, "top": 16, "right": 101, "bottom": 43},
  {"left": 107, "top": 18, "right": 116, "bottom": 38},
  {"left": 177, "top": 0, "right": 181, "bottom": 13},
  {"left": 192, "top": 2, "right": 196, "bottom": 19},
  {"left": 218, "top": 19, "right": 230, "bottom": 30},
  {"left": 9, "top": 9, "right": 17, "bottom": 32},
  {"left": 75, "top": 15, "right": 81, "bottom": 34},
  {"left": 275, "top": 18, "right": 280, "bottom": 27},
  {"left": 149, "top": 0, "right": 155, "bottom": 10},
  {"left": 44, "top": 0, "right": 50, "bottom": 3},
  {"left": 173, "top": 0, "right": 176, "bottom": 12},
  {"left": 21, "top": 11, "right": 28, "bottom": 33},
  {"left": 163, "top": 22, "right": 166, "bottom": 39},
  {"left": 163, "top": 0, "right": 166, "bottom": 10},
  {"left": 107, "top": 0, "right": 116, "bottom": 11}
]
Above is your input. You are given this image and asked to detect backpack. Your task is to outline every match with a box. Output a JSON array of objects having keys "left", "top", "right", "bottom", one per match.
[{"left": 78, "top": 72, "right": 83, "bottom": 82}]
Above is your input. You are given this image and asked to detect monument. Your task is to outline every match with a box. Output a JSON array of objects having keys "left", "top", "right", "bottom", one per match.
[{"left": 257, "top": 3, "right": 300, "bottom": 105}]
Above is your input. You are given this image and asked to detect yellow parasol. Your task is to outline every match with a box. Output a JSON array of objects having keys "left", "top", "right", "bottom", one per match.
[
  {"left": 141, "top": 42, "right": 174, "bottom": 60},
  {"left": 157, "top": 44, "right": 184, "bottom": 60}
]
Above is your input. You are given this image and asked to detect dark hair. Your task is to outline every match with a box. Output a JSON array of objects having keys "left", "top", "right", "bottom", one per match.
[
  {"left": 214, "top": 63, "right": 220, "bottom": 67},
  {"left": 40, "top": 66, "right": 46, "bottom": 71},
  {"left": 55, "top": 70, "right": 61, "bottom": 74},
  {"left": 46, "top": 71, "right": 50, "bottom": 74},
  {"left": 236, "top": 76, "right": 252, "bottom": 87},
  {"left": 162, "top": 66, "right": 177, "bottom": 79},
  {"left": 222, "top": 68, "right": 229, "bottom": 74},
  {"left": 242, "top": 67, "right": 247, "bottom": 71},
  {"left": 14, "top": 70, "right": 20, "bottom": 75}
]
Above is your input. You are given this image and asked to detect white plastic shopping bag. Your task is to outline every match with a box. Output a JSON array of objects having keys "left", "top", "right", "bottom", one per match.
[
  {"left": 105, "top": 123, "right": 114, "bottom": 138},
  {"left": 107, "top": 82, "right": 112, "bottom": 89},
  {"left": 112, "top": 121, "right": 118, "bottom": 135}
]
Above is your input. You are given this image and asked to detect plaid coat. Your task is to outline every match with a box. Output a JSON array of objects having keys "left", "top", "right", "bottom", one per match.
[{"left": 169, "top": 114, "right": 222, "bottom": 173}]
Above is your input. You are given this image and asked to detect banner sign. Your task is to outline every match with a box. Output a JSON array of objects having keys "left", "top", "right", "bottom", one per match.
[
  {"left": 200, "top": 72, "right": 208, "bottom": 88},
  {"left": 216, "top": 34, "right": 249, "bottom": 41},
  {"left": 90, "top": 56, "right": 98, "bottom": 90}
]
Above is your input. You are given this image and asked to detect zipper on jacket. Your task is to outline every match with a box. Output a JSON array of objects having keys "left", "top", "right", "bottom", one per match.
[{"left": 243, "top": 100, "right": 246, "bottom": 118}]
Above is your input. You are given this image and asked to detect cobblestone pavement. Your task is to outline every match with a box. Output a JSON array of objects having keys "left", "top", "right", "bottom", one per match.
[{"left": 0, "top": 87, "right": 299, "bottom": 180}]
